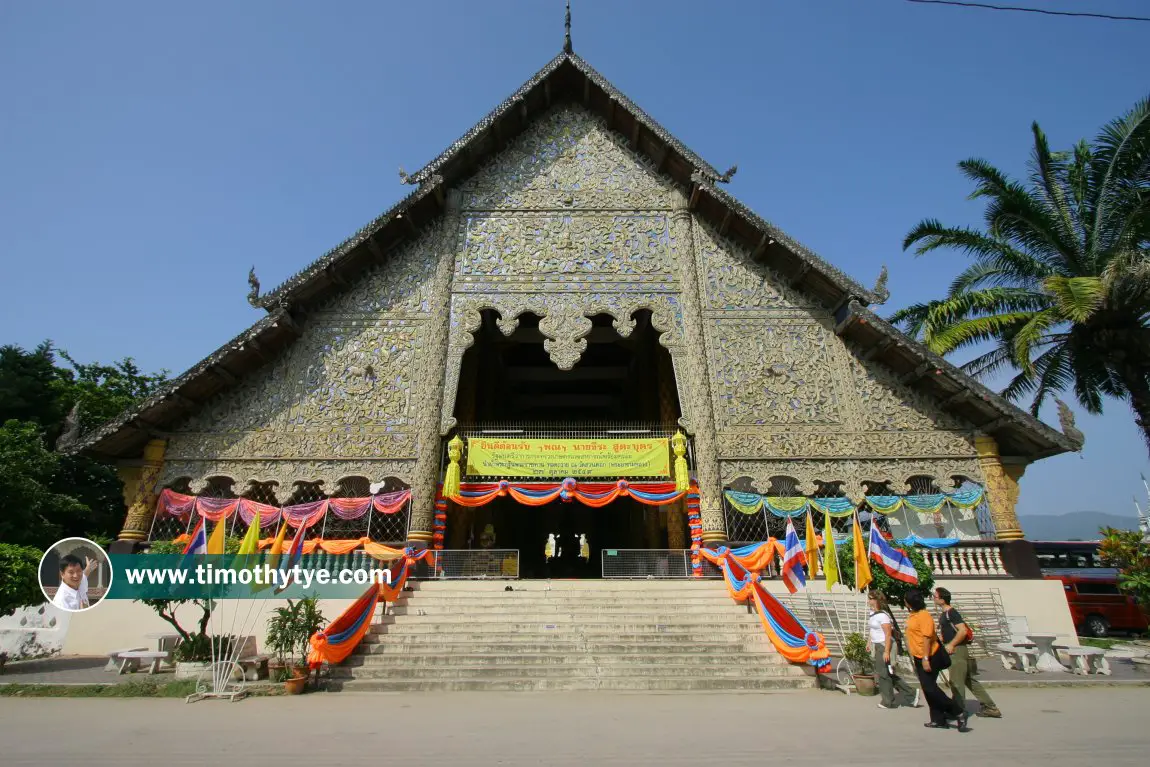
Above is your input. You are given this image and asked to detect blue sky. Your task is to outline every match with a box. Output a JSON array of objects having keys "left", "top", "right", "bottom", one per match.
[{"left": 1, "top": 1, "right": 1145, "bottom": 519}]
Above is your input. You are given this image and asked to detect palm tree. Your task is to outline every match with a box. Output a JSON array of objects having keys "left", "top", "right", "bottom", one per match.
[{"left": 891, "top": 95, "right": 1150, "bottom": 454}]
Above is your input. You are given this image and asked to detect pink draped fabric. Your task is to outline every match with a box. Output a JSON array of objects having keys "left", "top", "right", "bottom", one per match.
[
  {"left": 327, "top": 497, "right": 372, "bottom": 520},
  {"left": 154, "top": 488, "right": 412, "bottom": 528},
  {"left": 282, "top": 499, "right": 328, "bottom": 529},
  {"left": 373, "top": 489, "right": 411, "bottom": 515},
  {"left": 195, "top": 497, "right": 239, "bottom": 522},
  {"left": 238, "top": 498, "right": 282, "bottom": 527},
  {"left": 155, "top": 489, "right": 195, "bottom": 518}
]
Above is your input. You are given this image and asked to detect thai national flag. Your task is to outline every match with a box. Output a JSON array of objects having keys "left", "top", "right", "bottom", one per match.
[
  {"left": 781, "top": 518, "right": 807, "bottom": 594},
  {"left": 869, "top": 523, "right": 919, "bottom": 584},
  {"left": 273, "top": 521, "right": 308, "bottom": 595},
  {"left": 180, "top": 518, "right": 207, "bottom": 569}
]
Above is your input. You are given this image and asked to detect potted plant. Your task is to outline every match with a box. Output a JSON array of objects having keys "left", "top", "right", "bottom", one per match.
[
  {"left": 266, "top": 597, "right": 326, "bottom": 694},
  {"left": 843, "top": 632, "right": 877, "bottom": 696}
]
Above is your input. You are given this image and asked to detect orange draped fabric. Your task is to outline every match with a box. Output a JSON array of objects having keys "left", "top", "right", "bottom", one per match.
[
  {"left": 307, "top": 548, "right": 432, "bottom": 669},
  {"left": 170, "top": 534, "right": 406, "bottom": 560}
]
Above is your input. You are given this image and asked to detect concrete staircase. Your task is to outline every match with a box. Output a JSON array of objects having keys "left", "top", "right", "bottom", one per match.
[{"left": 326, "top": 580, "right": 818, "bottom": 692}]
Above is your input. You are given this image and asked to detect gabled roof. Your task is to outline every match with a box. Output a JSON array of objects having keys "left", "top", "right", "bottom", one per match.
[{"left": 70, "top": 50, "right": 1078, "bottom": 462}]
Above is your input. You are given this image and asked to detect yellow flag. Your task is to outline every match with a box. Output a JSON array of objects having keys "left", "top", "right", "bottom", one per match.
[
  {"left": 237, "top": 512, "right": 261, "bottom": 556},
  {"left": 251, "top": 520, "right": 286, "bottom": 595},
  {"left": 823, "top": 513, "right": 839, "bottom": 592},
  {"left": 267, "top": 522, "right": 288, "bottom": 568},
  {"left": 804, "top": 510, "right": 820, "bottom": 578},
  {"left": 852, "top": 513, "right": 872, "bottom": 592},
  {"left": 206, "top": 517, "right": 227, "bottom": 555}
]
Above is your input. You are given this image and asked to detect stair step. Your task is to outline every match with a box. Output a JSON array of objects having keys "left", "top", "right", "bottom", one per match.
[
  {"left": 325, "top": 676, "right": 814, "bottom": 692},
  {"left": 359, "top": 641, "right": 757, "bottom": 654},
  {"left": 345, "top": 652, "right": 789, "bottom": 667},
  {"left": 328, "top": 663, "right": 805, "bottom": 680},
  {"left": 334, "top": 580, "right": 811, "bottom": 692}
]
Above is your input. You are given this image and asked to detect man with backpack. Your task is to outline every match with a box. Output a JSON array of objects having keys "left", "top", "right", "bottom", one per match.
[{"left": 934, "top": 587, "right": 1002, "bottom": 718}]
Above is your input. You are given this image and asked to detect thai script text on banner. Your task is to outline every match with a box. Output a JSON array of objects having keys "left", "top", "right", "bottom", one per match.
[{"left": 465, "top": 438, "right": 671, "bottom": 478}]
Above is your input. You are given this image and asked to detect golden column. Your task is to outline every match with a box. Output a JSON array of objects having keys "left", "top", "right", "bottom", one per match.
[
  {"left": 116, "top": 438, "right": 168, "bottom": 541},
  {"left": 974, "top": 435, "right": 1025, "bottom": 541}
]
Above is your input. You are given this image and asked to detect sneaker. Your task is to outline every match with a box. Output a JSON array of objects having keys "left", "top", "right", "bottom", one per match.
[
  {"left": 912, "top": 689, "right": 922, "bottom": 708},
  {"left": 976, "top": 706, "right": 1002, "bottom": 718},
  {"left": 955, "top": 713, "right": 970, "bottom": 732},
  {"left": 877, "top": 703, "right": 896, "bottom": 710}
]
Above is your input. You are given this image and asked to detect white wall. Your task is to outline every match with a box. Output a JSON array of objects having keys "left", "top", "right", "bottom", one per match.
[
  {"left": 0, "top": 602, "right": 71, "bottom": 659},
  {"left": 60, "top": 598, "right": 356, "bottom": 655}
]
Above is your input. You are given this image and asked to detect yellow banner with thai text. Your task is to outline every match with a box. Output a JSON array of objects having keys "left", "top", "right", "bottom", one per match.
[{"left": 464, "top": 438, "right": 671, "bottom": 478}]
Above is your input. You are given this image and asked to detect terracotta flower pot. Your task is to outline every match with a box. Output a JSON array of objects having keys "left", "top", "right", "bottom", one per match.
[
  {"left": 852, "top": 674, "right": 878, "bottom": 696},
  {"left": 283, "top": 675, "right": 307, "bottom": 695}
]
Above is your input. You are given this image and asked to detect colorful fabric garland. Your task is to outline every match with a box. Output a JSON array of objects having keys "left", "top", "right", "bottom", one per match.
[
  {"left": 449, "top": 479, "right": 685, "bottom": 508},
  {"left": 154, "top": 488, "right": 411, "bottom": 529},
  {"left": 700, "top": 544, "right": 830, "bottom": 672},
  {"left": 687, "top": 482, "right": 703, "bottom": 577},
  {"left": 723, "top": 486, "right": 985, "bottom": 518},
  {"left": 433, "top": 484, "right": 447, "bottom": 552}
]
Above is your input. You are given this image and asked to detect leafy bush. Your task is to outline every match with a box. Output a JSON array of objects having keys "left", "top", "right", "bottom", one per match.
[
  {"left": 135, "top": 598, "right": 215, "bottom": 644},
  {"left": 843, "top": 632, "right": 873, "bottom": 674},
  {"left": 145, "top": 536, "right": 245, "bottom": 555},
  {"left": 172, "top": 633, "right": 236, "bottom": 663},
  {"left": 834, "top": 535, "right": 934, "bottom": 605},
  {"left": 1099, "top": 527, "right": 1150, "bottom": 610},
  {"left": 0, "top": 543, "right": 44, "bottom": 617},
  {"left": 266, "top": 597, "right": 327, "bottom": 670}
]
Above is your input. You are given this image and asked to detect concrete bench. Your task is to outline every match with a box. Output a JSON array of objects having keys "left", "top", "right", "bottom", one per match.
[
  {"left": 232, "top": 655, "right": 270, "bottom": 681},
  {"left": 996, "top": 643, "right": 1039, "bottom": 673},
  {"left": 1063, "top": 646, "right": 1111, "bottom": 676},
  {"left": 118, "top": 650, "right": 170, "bottom": 675},
  {"left": 105, "top": 647, "right": 146, "bottom": 672}
]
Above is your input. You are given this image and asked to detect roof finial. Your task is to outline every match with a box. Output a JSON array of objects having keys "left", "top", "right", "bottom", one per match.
[{"left": 563, "top": 0, "right": 573, "bottom": 54}]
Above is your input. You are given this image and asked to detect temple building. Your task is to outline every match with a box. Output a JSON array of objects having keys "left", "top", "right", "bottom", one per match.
[{"left": 75, "top": 28, "right": 1080, "bottom": 577}]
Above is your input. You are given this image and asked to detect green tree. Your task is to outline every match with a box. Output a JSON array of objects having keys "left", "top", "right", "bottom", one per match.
[
  {"left": 1098, "top": 527, "right": 1150, "bottom": 610},
  {"left": 833, "top": 535, "right": 934, "bottom": 606},
  {"left": 58, "top": 351, "right": 169, "bottom": 433},
  {"left": 0, "top": 343, "right": 69, "bottom": 438},
  {"left": 890, "top": 96, "right": 1150, "bottom": 454},
  {"left": 0, "top": 342, "right": 169, "bottom": 547},
  {"left": 0, "top": 420, "right": 88, "bottom": 548},
  {"left": 0, "top": 543, "right": 44, "bottom": 617}
]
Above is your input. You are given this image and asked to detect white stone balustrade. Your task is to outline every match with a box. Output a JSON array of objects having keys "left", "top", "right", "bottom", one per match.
[{"left": 921, "top": 545, "right": 1008, "bottom": 577}]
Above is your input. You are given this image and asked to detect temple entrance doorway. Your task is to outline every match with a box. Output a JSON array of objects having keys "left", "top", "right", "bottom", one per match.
[{"left": 447, "top": 309, "right": 688, "bottom": 578}]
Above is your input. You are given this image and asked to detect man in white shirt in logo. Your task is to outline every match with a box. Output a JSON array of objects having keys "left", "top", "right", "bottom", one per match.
[{"left": 52, "top": 554, "right": 98, "bottom": 611}]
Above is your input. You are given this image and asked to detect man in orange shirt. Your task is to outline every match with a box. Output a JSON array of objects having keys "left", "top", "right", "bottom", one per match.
[{"left": 904, "top": 589, "right": 967, "bottom": 731}]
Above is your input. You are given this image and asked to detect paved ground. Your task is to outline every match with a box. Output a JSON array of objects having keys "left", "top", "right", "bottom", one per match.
[
  {"left": 2, "top": 687, "right": 1149, "bottom": 765},
  {"left": 5, "top": 651, "right": 1148, "bottom": 687}
]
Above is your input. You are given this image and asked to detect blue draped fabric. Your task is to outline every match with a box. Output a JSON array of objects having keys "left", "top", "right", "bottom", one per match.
[
  {"left": 630, "top": 487, "right": 682, "bottom": 502},
  {"left": 725, "top": 490, "right": 765, "bottom": 510},
  {"left": 894, "top": 533, "right": 960, "bottom": 549},
  {"left": 903, "top": 493, "right": 947, "bottom": 513},
  {"left": 325, "top": 591, "right": 378, "bottom": 644},
  {"left": 809, "top": 496, "right": 856, "bottom": 516}
]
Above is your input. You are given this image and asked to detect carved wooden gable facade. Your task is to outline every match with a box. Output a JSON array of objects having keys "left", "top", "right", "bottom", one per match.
[{"left": 159, "top": 103, "right": 984, "bottom": 504}]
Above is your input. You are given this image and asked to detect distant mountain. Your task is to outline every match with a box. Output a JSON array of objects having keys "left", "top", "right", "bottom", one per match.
[{"left": 1019, "top": 511, "right": 1141, "bottom": 541}]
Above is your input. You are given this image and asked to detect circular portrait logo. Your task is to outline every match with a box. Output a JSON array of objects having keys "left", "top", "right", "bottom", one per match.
[{"left": 38, "top": 538, "right": 111, "bottom": 613}]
